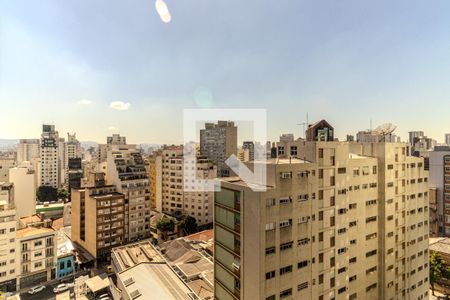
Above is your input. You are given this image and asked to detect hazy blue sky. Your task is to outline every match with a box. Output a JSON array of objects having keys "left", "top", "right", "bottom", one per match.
[{"left": 1, "top": 0, "right": 450, "bottom": 144}]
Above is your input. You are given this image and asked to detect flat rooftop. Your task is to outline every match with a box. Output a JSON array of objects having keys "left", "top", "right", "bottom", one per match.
[
  {"left": 112, "top": 240, "right": 164, "bottom": 272},
  {"left": 430, "top": 237, "right": 450, "bottom": 255},
  {"left": 118, "top": 263, "right": 192, "bottom": 300},
  {"left": 16, "top": 226, "right": 55, "bottom": 239}
]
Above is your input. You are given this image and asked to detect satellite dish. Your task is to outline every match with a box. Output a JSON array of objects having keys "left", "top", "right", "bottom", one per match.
[{"left": 373, "top": 123, "right": 397, "bottom": 135}]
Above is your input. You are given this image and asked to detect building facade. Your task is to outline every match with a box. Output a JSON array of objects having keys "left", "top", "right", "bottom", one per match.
[
  {"left": 0, "top": 183, "right": 17, "bottom": 292},
  {"left": 106, "top": 149, "right": 151, "bottom": 242},
  {"left": 16, "top": 139, "right": 40, "bottom": 164},
  {"left": 429, "top": 146, "right": 450, "bottom": 236},
  {"left": 215, "top": 141, "right": 430, "bottom": 300},
  {"left": 39, "top": 125, "right": 60, "bottom": 188},
  {"left": 148, "top": 146, "right": 216, "bottom": 225},
  {"left": 200, "top": 121, "right": 237, "bottom": 177},
  {"left": 16, "top": 218, "right": 57, "bottom": 290},
  {"left": 71, "top": 172, "right": 125, "bottom": 263},
  {"left": 9, "top": 163, "right": 36, "bottom": 219}
]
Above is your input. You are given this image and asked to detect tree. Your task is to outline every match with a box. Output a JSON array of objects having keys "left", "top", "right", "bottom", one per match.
[
  {"left": 156, "top": 217, "right": 175, "bottom": 241},
  {"left": 430, "top": 252, "right": 449, "bottom": 295},
  {"left": 57, "top": 188, "right": 70, "bottom": 201},
  {"left": 36, "top": 186, "right": 58, "bottom": 202},
  {"left": 179, "top": 216, "right": 198, "bottom": 236}
]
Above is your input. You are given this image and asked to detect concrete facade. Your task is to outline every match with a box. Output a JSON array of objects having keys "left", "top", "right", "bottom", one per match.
[{"left": 215, "top": 141, "right": 429, "bottom": 300}]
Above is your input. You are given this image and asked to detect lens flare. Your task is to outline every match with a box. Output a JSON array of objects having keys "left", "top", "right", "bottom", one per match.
[{"left": 155, "top": 0, "right": 171, "bottom": 23}]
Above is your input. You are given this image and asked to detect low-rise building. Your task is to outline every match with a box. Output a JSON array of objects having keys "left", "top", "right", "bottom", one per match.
[{"left": 16, "top": 216, "right": 57, "bottom": 290}]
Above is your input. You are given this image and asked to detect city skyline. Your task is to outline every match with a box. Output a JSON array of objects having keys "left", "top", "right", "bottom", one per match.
[{"left": 2, "top": 1, "right": 450, "bottom": 143}]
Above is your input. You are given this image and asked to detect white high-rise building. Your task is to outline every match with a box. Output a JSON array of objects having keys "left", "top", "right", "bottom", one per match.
[
  {"left": 0, "top": 183, "right": 17, "bottom": 292},
  {"left": 16, "top": 139, "right": 40, "bottom": 164},
  {"left": 63, "top": 133, "right": 82, "bottom": 185},
  {"left": 39, "top": 125, "right": 60, "bottom": 188},
  {"left": 97, "top": 134, "right": 136, "bottom": 163},
  {"left": 9, "top": 162, "right": 36, "bottom": 219}
]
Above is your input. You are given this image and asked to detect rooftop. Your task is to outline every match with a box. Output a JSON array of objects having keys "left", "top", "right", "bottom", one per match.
[
  {"left": 112, "top": 240, "right": 164, "bottom": 272},
  {"left": 118, "top": 263, "right": 192, "bottom": 300},
  {"left": 16, "top": 226, "right": 55, "bottom": 239},
  {"left": 430, "top": 237, "right": 450, "bottom": 255}
]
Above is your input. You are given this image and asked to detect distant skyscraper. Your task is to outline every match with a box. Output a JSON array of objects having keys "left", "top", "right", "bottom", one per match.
[
  {"left": 446, "top": 133, "right": 450, "bottom": 146},
  {"left": 408, "top": 131, "right": 424, "bottom": 145},
  {"left": 242, "top": 141, "right": 255, "bottom": 161},
  {"left": 97, "top": 134, "right": 136, "bottom": 163},
  {"left": 16, "top": 139, "right": 40, "bottom": 164},
  {"left": 200, "top": 121, "right": 237, "bottom": 177},
  {"left": 39, "top": 125, "right": 60, "bottom": 188}
]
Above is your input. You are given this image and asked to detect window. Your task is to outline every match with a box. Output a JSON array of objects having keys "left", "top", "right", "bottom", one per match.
[
  {"left": 298, "top": 238, "right": 309, "bottom": 246},
  {"left": 266, "top": 198, "right": 276, "bottom": 207},
  {"left": 280, "top": 288, "right": 292, "bottom": 298},
  {"left": 265, "top": 247, "right": 276, "bottom": 255},
  {"left": 266, "top": 271, "right": 275, "bottom": 280},
  {"left": 338, "top": 168, "right": 346, "bottom": 174},
  {"left": 338, "top": 247, "right": 347, "bottom": 254},
  {"left": 265, "top": 223, "right": 275, "bottom": 231},
  {"left": 298, "top": 282, "right": 308, "bottom": 291},
  {"left": 338, "top": 267, "right": 347, "bottom": 274},
  {"left": 366, "top": 249, "right": 377, "bottom": 257},
  {"left": 280, "top": 241, "right": 293, "bottom": 251},
  {"left": 366, "top": 233, "right": 377, "bottom": 240},
  {"left": 298, "top": 260, "right": 308, "bottom": 269},
  {"left": 279, "top": 219, "right": 292, "bottom": 228},
  {"left": 338, "top": 287, "right": 347, "bottom": 294},
  {"left": 280, "top": 265, "right": 293, "bottom": 275},
  {"left": 279, "top": 197, "right": 292, "bottom": 204},
  {"left": 366, "top": 199, "right": 377, "bottom": 206},
  {"left": 366, "top": 216, "right": 377, "bottom": 223}
]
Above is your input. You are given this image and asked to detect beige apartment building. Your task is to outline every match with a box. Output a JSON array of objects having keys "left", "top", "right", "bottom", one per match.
[
  {"left": 71, "top": 172, "right": 125, "bottom": 263},
  {"left": 16, "top": 216, "right": 57, "bottom": 290},
  {"left": 200, "top": 121, "right": 237, "bottom": 177},
  {"left": 214, "top": 141, "right": 429, "bottom": 300},
  {"left": 0, "top": 183, "right": 17, "bottom": 292},
  {"left": 97, "top": 134, "right": 136, "bottom": 163},
  {"left": 148, "top": 145, "right": 216, "bottom": 225},
  {"left": 106, "top": 149, "right": 151, "bottom": 242}
]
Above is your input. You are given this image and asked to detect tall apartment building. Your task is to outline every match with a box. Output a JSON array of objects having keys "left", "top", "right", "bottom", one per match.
[
  {"left": 0, "top": 159, "right": 15, "bottom": 182},
  {"left": 200, "top": 121, "right": 237, "bottom": 177},
  {"left": 16, "top": 216, "right": 57, "bottom": 290},
  {"left": 16, "top": 139, "right": 40, "bottom": 164},
  {"left": 71, "top": 172, "right": 125, "bottom": 263},
  {"left": 446, "top": 134, "right": 450, "bottom": 147},
  {"left": 106, "top": 149, "right": 151, "bottom": 242},
  {"left": 97, "top": 134, "right": 135, "bottom": 163},
  {"left": 9, "top": 162, "right": 36, "bottom": 219},
  {"left": 242, "top": 141, "right": 255, "bottom": 161},
  {"left": 148, "top": 146, "right": 216, "bottom": 225},
  {"left": 429, "top": 145, "right": 450, "bottom": 236},
  {"left": 215, "top": 140, "right": 429, "bottom": 300},
  {"left": 0, "top": 183, "right": 17, "bottom": 292},
  {"left": 39, "top": 125, "right": 60, "bottom": 188},
  {"left": 64, "top": 133, "right": 82, "bottom": 185}
]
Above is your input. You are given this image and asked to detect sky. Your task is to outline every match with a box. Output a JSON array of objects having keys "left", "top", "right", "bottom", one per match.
[{"left": 1, "top": 0, "right": 450, "bottom": 144}]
